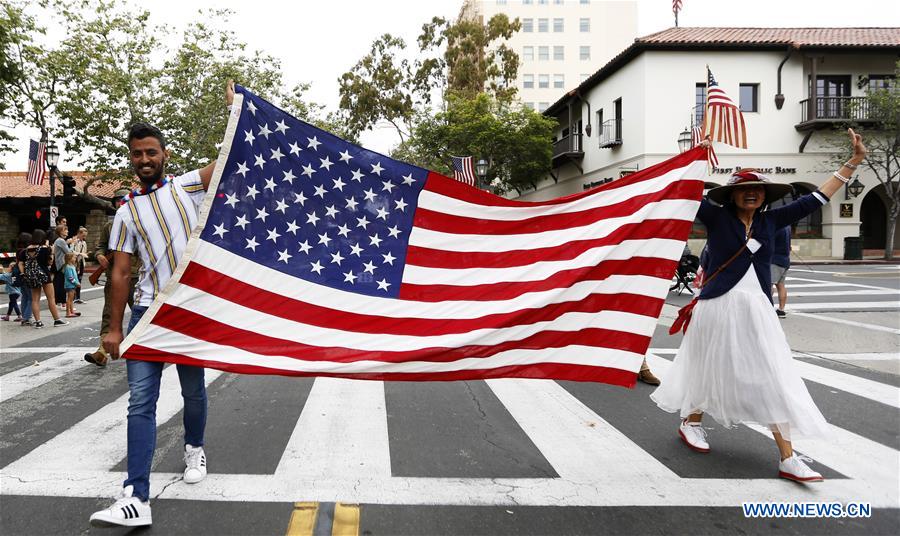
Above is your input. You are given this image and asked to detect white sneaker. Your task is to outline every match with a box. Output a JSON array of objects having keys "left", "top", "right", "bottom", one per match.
[
  {"left": 89, "top": 485, "right": 152, "bottom": 527},
  {"left": 779, "top": 454, "right": 824, "bottom": 482},
  {"left": 678, "top": 419, "right": 710, "bottom": 453},
  {"left": 183, "top": 444, "right": 207, "bottom": 484}
]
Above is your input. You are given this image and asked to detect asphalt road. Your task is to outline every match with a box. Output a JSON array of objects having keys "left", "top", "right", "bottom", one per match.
[{"left": 1, "top": 264, "right": 898, "bottom": 535}]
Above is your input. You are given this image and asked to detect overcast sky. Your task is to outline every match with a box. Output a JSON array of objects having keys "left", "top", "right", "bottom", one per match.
[{"left": 3, "top": 0, "right": 898, "bottom": 170}]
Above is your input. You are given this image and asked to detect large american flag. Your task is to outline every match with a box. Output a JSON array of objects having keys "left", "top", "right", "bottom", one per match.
[
  {"left": 703, "top": 68, "right": 748, "bottom": 149},
  {"left": 451, "top": 155, "right": 477, "bottom": 187},
  {"left": 26, "top": 139, "right": 46, "bottom": 185},
  {"left": 121, "top": 86, "right": 708, "bottom": 386}
]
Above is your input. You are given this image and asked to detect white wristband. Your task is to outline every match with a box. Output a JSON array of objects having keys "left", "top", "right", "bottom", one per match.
[{"left": 832, "top": 171, "right": 850, "bottom": 184}]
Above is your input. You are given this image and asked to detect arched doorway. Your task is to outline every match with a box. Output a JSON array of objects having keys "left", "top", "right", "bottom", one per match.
[
  {"left": 860, "top": 184, "right": 888, "bottom": 249},
  {"left": 768, "top": 182, "right": 823, "bottom": 238}
]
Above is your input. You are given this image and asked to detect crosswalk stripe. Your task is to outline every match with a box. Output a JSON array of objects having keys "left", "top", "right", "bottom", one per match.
[
  {"left": 783, "top": 290, "right": 899, "bottom": 298},
  {"left": 786, "top": 276, "right": 898, "bottom": 293},
  {"left": 788, "top": 312, "right": 900, "bottom": 335},
  {"left": 2, "top": 365, "right": 222, "bottom": 472},
  {"left": 0, "top": 350, "right": 95, "bottom": 403},
  {"left": 486, "top": 378, "right": 677, "bottom": 483},
  {"left": 275, "top": 378, "right": 391, "bottom": 479},
  {"left": 786, "top": 301, "right": 900, "bottom": 311}
]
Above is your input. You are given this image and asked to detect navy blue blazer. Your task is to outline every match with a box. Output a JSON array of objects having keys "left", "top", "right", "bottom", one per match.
[{"left": 696, "top": 192, "right": 828, "bottom": 303}]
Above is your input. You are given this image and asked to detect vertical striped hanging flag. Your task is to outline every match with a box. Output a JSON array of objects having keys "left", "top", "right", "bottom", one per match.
[
  {"left": 26, "top": 139, "right": 47, "bottom": 185},
  {"left": 120, "top": 86, "right": 709, "bottom": 387},
  {"left": 450, "top": 156, "right": 477, "bottom": 187},
  {"left": 690, "top": 126, "right": 703, "bottom": 148},
  {"left": 703, "top": 68, "right": 748, "bottom": 149}
]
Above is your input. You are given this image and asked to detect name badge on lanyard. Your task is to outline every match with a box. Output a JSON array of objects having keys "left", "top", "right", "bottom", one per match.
[{"left": 746, "top": 238, "right": 762, "bottom": 254}]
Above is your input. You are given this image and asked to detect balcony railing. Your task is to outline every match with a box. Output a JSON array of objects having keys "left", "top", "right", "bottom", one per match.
[
  {"left": 798, "top": 96, "right": 873, "bottom": 125},
  {"left": 599, "top": 118, "right": 622, "bottom": 148},
  {"left": 552, "top": 132, "right": 583, "bottom": 158}
]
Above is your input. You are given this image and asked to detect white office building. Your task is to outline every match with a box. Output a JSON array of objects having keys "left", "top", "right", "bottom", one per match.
[
  {"left": 459, "top": 0, "right": 639, "bottom": 113},
  {"left": 524, "top": 27, "right": 900, "bottom": 258}
]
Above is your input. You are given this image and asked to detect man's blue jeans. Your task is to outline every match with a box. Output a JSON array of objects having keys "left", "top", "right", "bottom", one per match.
[
  {"left": 123, "top": 305, "right": 207, "bottom": 502},
  {"left": 19, "top": 289, "right": 32, "bottom": 322}
]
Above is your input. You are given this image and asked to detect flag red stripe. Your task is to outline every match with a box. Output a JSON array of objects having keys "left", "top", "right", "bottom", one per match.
[
  {"left": 125, "top": 345, "right": 638, "bottom": 385},
  {"left": 423, "top": 147, "right": 708, "bottom": 208},
  {"left": 151, "top": 303, "right": 651, "bottom": 363},
  {"left": 406, "top": 220, "right": 692, "bottom": 269},
  {"left": 179, "top": 261, "right": 663, "bottom": 335},
  {"left": 413, "top": 181, "right": 701, "bottom": 236}
]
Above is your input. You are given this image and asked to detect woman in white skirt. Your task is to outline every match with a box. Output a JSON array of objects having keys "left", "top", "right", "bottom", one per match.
[{"left": 651, "top": 129, "right": 867, "bottom": 482}]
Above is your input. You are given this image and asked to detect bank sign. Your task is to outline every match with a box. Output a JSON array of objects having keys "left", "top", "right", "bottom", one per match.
[{"left": 712, "top": 166, "right": 797, "bottom": 175}]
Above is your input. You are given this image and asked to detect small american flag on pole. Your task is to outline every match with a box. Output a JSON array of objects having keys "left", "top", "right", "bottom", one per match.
[
  {"left": 703, "top": 67, "right": 748, "bottom": 149},
  {"left": 451, "top": 155, "right": 477, "bottom": 187},
  {"left": 26, "top": 139, "right": 47, "bottom": 185},
  {"left": 121, "top": 86, "right": 708, "bottom": 386}
]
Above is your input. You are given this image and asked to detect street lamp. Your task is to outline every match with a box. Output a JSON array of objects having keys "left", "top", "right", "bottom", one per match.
[
  {"left": 475, "top": 158, "right": 489, "bottom": 189},
  {"left": 845, "top": 177, "right": 865, "bottom": 200},
  {"left": 45, "top": 140, "right": 61, "bottom": 225},
  {"left": 677, "top": 127, "right": 692, "bottom": 153}
]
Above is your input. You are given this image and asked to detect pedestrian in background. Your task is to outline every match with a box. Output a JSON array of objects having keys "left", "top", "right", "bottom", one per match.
[
  {"left": 771, "top": 226, "right": 791, "bottom": 318},
  {"left": 15, "top": 232, "right": 34, "bottom": 326},
  {"left": 63, "top": 252, "right": 82, "bottom": 318},
  {"left": 52, "top": 223, "right": 71, "bottom": 309},
  {"left": 0, "top": 263, "right": 22, "bottom": 321},
  {"left": 72, "top": 227, "right": 89, "bottom": 304},
  {"left": 18, "top": 229, "right": 67, "bottom": 328}
]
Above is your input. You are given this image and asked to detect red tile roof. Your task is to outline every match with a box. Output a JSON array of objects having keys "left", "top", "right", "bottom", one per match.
[
  {"left": 0, "top": 171, "right": 136, "bottom": 199},
  {"left": 637, "top": 27, "right": 900, "bottom": 48}
]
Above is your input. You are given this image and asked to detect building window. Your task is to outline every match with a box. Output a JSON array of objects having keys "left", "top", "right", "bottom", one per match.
[
  {"left": 554, "top": 0, "right": 564, "bottom": 4},
  {"left": 553, "top": 46, "right": 564, "bottom": 60},
  {"left": 868, "top": 74, "right": 895, "bottom": 92},
  {"left": 523, "top": 46, "right": 534, "bottom": 61},
  {"left": 538, "top": 18, "right": 548, "bottom": 32},
  {"left": 739, "top": 83, "right": 758, "bottom": 112},
  {"left": 614, "top": 98, "right": 622, "bottom": 140},
  {"left": 538, "top": 102, "right": 550, "bottom": 112},
  {"left": 523, "top": 0, "right": 533, "bottom": 4},
  {"left": 695, "top": 83, "right": 706, "bottom": 127},
  {"left": 522, "top": 18, "right": 533, "bottom": 32},
  {"left": 524, "top": 102, "right": 535, "bottom": 110},
  {"left": 580, "top": 46, "right": 590, "bottom": 60},
  {"left": 580, "top": 73, "right": 590, "bottom": 83},
  {"left": 496, "top": 0, "right": 507, "bottom": 4},
  {"left": 523, "top": 74, "right": 534, "bottom": 89},
  {"left": 553, "top": 18, "right": 564, "bottom": 32},
  {"left": 538, "top": 0, "right": 548, "bottom": 4},
  {"left": 769, "top": 186, "right": 823, "bottom": 238},
  {"left": 580, "top": 0, "right": 590, "bottom": 4},
  {"left": 580, "top": 18, "right": 590, "bottom": 32},
  {"left": 538, "top": 74, "right": 549, "bottom": 88},
  {"left": 553, "top": 74, "right": 564, "bottom": 89},
  {"left": 538, "top": 46, "right": 549, "bottom": 61}
]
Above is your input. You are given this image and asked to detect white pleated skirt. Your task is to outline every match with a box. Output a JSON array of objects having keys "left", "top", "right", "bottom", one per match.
[{"left": 650, "top": 265, "right": 831, "bottom": 441}]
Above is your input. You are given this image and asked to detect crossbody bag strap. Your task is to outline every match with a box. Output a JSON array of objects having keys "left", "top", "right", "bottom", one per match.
[{"left": 699, "top": 229, "right": 753, "bottom": 289}]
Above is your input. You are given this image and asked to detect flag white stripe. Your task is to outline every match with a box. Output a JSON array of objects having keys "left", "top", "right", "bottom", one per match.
[
  {"left": 191, "top": 242, "right": 668, "bottom": 319},
  {"left": 133, "top": 327, "right": 645, "bottom": 374},
  {"left": 418, "top": 162, "right": 706, "bottom": 221},
  {"left": 145, "top": 292, "right": 659, "bottom": 351},
  {"left": 403, "top": 239, "right": 683, "bottom": 286},
  {"left": 408, "top": 202, "right": 699, "bottom": 253}
]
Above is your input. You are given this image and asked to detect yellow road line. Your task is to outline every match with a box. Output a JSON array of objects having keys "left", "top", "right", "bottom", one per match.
[
  {"left": 332, "top": 503, "right": 360, "bottom": 536},
  {"left": 285, "top": 502, "right": 319, "bottom": 536}
]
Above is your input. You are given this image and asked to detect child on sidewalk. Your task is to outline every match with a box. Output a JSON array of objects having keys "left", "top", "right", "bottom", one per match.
[
  {"left": 63, "top": 252, "right": 82, "bottom": 318},
  {"left": 1, "top": 264, "right": 22, "bottom": 321}
]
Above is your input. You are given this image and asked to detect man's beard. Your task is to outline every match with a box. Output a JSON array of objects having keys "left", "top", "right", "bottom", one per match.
[{"left": 135, "top": 163, "right": 164, "bottom": 185}]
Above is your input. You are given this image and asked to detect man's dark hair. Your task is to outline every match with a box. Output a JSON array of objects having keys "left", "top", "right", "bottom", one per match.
[{"left": 128, "top": 122, "right": 166, "bottom": 149}]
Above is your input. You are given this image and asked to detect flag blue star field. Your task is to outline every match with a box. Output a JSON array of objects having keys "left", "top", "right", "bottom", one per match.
[{"left": 121, "top": 86, "right": 709, "bottom": 385}]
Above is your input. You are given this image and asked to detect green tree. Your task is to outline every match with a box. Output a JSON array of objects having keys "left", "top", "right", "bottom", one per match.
[
  {"left": 394, "top": 92, "right": 555, "bottom": 195},
  {"left": 338, "top": 13, "right": 521, "bottom": 141}
]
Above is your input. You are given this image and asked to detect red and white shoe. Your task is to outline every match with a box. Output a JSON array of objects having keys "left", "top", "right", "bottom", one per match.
[
  {"left": 678, "top": 419, "right": 710, "bottom": 453},
  {"left": 779, "top": 454, "right": 824, "bottom": 483}
]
